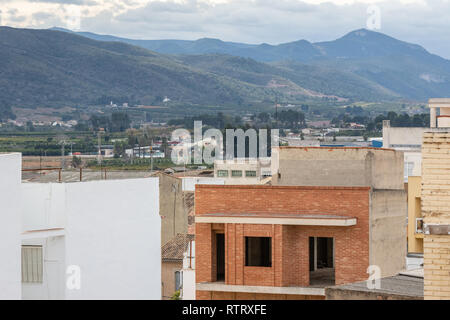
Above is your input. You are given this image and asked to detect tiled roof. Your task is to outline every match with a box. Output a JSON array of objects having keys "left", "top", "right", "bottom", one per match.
[{"left": 162, "top": 233, "right": 195, "bottom": 261}]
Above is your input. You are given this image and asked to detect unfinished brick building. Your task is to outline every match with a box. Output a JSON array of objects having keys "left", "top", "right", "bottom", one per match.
[{"left": 195, "top": 183, "right": 405, "bottom": 300}]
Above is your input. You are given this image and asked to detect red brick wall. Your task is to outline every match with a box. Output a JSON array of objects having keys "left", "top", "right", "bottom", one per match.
[{"left": 195, "top": 185, "right": 370, "bottom": 292}]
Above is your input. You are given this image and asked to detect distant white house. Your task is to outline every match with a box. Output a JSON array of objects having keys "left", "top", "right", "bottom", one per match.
[{"left": 0, "top": 153, "right": 161, "bottom": 300}]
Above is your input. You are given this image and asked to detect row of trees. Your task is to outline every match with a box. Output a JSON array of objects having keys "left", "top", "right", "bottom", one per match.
[
  {"left": 332, "top": 112, "right": 430, "bottom": 131},
  {"left": 89, "top": 112, "right": 131, "bottom": 132},
  {"left": 169, "top": 110, "right": 307, "bottom": 130}
]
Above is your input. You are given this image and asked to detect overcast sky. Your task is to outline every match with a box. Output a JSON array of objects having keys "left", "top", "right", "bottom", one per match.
[{"left": 1, "top": 0, "right": 450, "bottom": 58}]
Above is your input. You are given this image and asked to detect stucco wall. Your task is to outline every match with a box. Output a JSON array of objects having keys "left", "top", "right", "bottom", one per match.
[
  {"left": 22, "top": 236, "right": 65, "bottom": 300},
  {"left": 21, "top": 183, "right": 66, "bottom": 232},
  {"left": 0, "top": 153, "right": 22, "bottom": 299},
  {"left": 158, "top": 173, "right": 188, "bottom": 246},
  {"left": 369, "top": 190, "right": 407, "bottom": 278},
  {"left": 382, "top": 123, "right": 425, "bottom": 150},
  {"left": 214, "top": 159, "right": 265, "bottom": 185},
  {"left": 273, "top": 147, "right": 404, "bottom": 190},
  {"left": 64, "top": 178, "right": 161, "bottom": 300},
  {"left": 162, "top": 260, "right": 182, "bottom": 299},
  {"left": 181, "top": 177, "right": 225, "bottom": 192}
]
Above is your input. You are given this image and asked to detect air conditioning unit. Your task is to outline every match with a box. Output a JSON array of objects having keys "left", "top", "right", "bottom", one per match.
[{"left": 415, "top": 218, "right": 424, "bottom": 234}]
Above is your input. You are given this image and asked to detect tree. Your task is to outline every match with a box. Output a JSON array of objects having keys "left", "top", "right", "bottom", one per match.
[
  {"left": 72, "top": 156, "right": 82, "bottom": 168},
  {"left": 111, "top": 112, "right": 131, "bottom": 132}
]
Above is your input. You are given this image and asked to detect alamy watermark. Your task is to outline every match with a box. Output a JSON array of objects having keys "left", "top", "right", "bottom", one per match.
[
  {"left": 170, "top": 121, "right": 279, "bottom": 165},
  {"left": 367, "top": 5, "right": 381, "bottom": 30},
  {"left": 66, "top": 265, "right": 81, "bottom": 290},
  {"left": 64, "top": 5, "right": 82, "bottom": 31},
  {"left": 367, "top": 265, "right": 381, "bottom": 289}
]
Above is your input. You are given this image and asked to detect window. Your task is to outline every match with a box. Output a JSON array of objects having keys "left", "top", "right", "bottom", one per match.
[
  {"left": 404, "top": 162, "right": 414, "bottom": 182},
  {"left": 217, "top": 170, "right": 229, "bottom": 177},
  {"left": 416, "top": 218, "right": 424, "bottom": 234},
  {"left": 245, "top": 237, "right": 272, "bottom": 267},
  {"left": 21, "top": 246, "right": 43, "bottom": 283},
  {"left": 245, "top": 170, "right": 257, "bottom": 177},
  {"left": 175, "top": 271, "right": 182, "bottom": 291},
  {"left": 231, "top": 170, "right": 243, "bottom": 177}
]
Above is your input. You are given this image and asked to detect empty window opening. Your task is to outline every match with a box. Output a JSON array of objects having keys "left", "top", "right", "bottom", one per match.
[
  {"left": 245, "top": 237, "right": 272, "bottom": 267},
  {"left": 216, "top": 234, "right": 225, "bottom": 281},
  {"left": 309, "top": 237, "right": 335, "bottom": 286}
]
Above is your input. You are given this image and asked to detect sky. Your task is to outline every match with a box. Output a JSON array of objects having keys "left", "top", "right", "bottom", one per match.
[{"left": 1, "top": 0, "right": 450, "bottom": 59}]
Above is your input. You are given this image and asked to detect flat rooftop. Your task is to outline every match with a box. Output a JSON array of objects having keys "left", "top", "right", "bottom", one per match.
[
  {"left": 429, "top": 98, "right": 450, "bottom": 104},
  {"left": 326, "top": 272, "right": 424, "bottom": 299}
]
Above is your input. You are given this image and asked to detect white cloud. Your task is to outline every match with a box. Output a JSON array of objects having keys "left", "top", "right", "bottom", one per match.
[{"left": 0, "top": 0, "right": 450, "bottom": 58}]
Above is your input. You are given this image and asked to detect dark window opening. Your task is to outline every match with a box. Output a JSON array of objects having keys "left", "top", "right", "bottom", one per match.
[
  {"left": 216, "top": 233, "right": 225, "bottom": 281},
  {"left": 245, "top": 237, "right": 272, "bottom": 267},
  {"left": 309, "top": 237, "right": 335, "bottom": 286}
]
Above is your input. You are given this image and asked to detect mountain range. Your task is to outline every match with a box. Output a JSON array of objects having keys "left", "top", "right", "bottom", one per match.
[{"left": 1, "top": 26, "right": 450, "bottom": 117}]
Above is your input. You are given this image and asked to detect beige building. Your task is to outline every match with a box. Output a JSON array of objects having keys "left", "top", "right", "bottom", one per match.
[
  {"left": 422, "top": 98, "right": 450, "bottom": 300},
  {"left": 161, "top": 234, "right": 194, "bottom": 300},
  {"left": 381, "top": 120, "right": 427, "bottom": 255},
  {"left": 214, "top": 158, "right": 272, "bottom": 185},
  {"left": 382, "top": 120, "right": 425, "bottom": 181},
  {"left": 271, "top": 146, "right": 407, "bottom": 278},
  {"left": 155, "top": 172, "right": 193, "bottom": 246},
  {"left": 408, "top": 176, "right": 424, "bottom": 254}
]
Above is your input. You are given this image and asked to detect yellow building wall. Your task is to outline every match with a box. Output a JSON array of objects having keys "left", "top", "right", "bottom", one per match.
[
  {"left": 422, "top": 131, "right": 450, "bottom": 300},
  {"left": 408, "top": 176, "right": 424, "bottom": 254}
]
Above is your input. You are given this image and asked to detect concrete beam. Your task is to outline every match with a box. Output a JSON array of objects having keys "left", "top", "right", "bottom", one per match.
[
  {"left": 196, "top": 282, "right": 325, "bottom": 296},
  {"left": 195, "top": 216, "right": 357, "bottom": 226}
]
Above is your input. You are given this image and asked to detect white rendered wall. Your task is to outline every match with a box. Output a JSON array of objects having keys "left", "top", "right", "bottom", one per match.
[
  {"left": 21, "top": 183, "right": 66, "bottom": 232},
  {"left": 22, "top": 236, "right": 65, "bottom": 300},
  {"left": 181, "top": 177, "right": 225, "bottom": 192},
  {"left": 0, "top": 153, "right": 22, "bottom": 299},
  {"left": 181, "top": 240, "right": 195, "bottom": 300},
  {"left": 64, "top": 178, "right": 161, "bottom": 300}
]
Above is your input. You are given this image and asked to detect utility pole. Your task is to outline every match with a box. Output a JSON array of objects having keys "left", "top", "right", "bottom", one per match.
[
  {"left": 150, "top": 139, "right": 154, "bottom": 173},
  {"left": 57, "top": 136, "right": 68, "bottom": 170},
  {"left": 97, "top": 128, "right": 104, "bottom": 165},
  {"left": 61, "top": 142, "right": 65, "bottom": 169}
]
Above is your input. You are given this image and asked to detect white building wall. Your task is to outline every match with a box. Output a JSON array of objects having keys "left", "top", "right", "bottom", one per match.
[
  {"left": 22, "top": 236, "right": 65, "bottom": 300},
  {"left": 21, "top": 183, "right": 66, "bottom": 232},
  {"left": 0, "top": 153, "right": 22, "bottom": 299},
  {"left": 382, "top": 121, "right": 425, "bottom": 150},
  {"left": 64, "top": 178, "right": 161, "bottom": 300},
  {"left": 181, "top": 177, "right": 225, "bottom": 192},
  {"left": 214, "top": 159, "right": 266, "bottom": 185},
  {"left": 181, "top": 240, "right": 195, "bottom": 300}
]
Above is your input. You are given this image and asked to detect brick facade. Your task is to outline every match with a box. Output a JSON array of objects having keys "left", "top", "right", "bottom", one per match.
[
  {"left": 195, "top": 185, "right": 371, "bottom": 300},
  {"left": 422, "top": 131, "right": 450, "bottom": 299}
]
